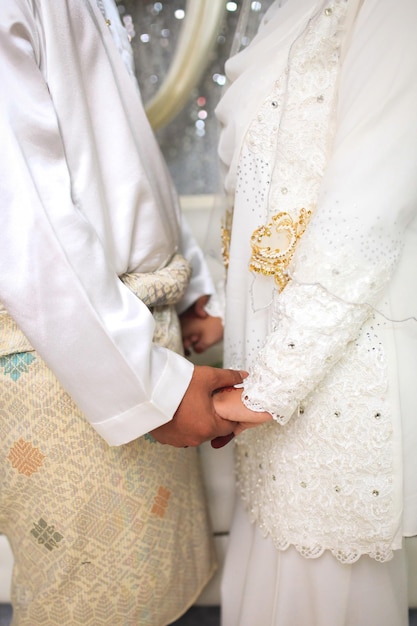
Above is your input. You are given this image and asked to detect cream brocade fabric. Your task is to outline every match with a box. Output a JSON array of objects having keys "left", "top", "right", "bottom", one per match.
[
  {"left": 0, "top": 255, "right": 216, "bottom": 626},
  {"left": 225, "top": 1, "right": 400, "bottom": 564}
]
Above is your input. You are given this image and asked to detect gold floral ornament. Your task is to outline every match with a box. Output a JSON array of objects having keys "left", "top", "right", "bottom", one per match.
[
  {"left": 249, "top": 209, "right": 312, "bottom": 292},
  {"left": 221, "top": 208, "right": 233, "bottom": 269}
]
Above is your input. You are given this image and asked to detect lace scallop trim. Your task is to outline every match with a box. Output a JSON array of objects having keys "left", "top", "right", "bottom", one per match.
[{"left": 236, "top": 315, "right": 396, "bottom": 563}]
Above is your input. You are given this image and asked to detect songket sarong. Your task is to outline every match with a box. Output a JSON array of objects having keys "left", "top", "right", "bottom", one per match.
[{"left": 0, "top": 254, "right": 216, "bottom": 626}]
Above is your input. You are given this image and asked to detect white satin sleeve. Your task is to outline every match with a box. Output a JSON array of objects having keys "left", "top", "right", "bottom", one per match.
[
  {"left": 176, "top": 216, "right": 215, "bottom": 314},
  {"left": 0, "top": 3, "right": 193, "bottom": 445},
  {"left": 242, "top": 0, "right": 417, "bottom": 420}
]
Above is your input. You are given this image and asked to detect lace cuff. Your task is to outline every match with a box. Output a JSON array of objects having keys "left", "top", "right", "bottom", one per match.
[{"left": 242, "top": 279, "right": 371, "bottom": 422}]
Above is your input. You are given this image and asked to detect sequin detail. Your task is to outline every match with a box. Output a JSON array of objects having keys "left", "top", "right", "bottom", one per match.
[
  {"left": 249, "top": 209, "right": 312, "bottom": 291},
  {"left": 221, "top": 208, "right": 233, "bottom": 269},
  {"left": 226, "top": 0, "right": 400, "bottom": 563}
]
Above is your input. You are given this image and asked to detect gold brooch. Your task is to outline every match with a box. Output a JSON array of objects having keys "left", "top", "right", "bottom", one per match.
[{"left": 249, "top": 209, "right": 311, "bottom": 291}]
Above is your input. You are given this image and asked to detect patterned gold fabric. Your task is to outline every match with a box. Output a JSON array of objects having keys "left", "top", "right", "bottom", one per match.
[{"left": 0, "top": 257, "right": 216, "bottom": 625}]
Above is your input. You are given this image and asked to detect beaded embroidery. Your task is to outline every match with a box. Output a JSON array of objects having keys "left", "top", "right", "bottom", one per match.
[
  {"left": 223, "top": 0, "right": 400, "bottom": 562},
  {"left": 249, "top": 208, "right": 312, "bottom": 291},
  {"left": 221, "top": 208, "right": 233, "bottom": 269}
]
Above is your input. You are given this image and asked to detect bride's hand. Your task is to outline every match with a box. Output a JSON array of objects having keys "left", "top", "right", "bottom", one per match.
[
  {"left": 213, "top": 386, "right": 272, "bottom": 428},
  {"left": 210, "top": 387, "right": 271, "bottom": 446}
]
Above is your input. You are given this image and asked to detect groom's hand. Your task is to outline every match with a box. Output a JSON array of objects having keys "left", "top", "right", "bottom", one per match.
[{"left": 150, "top": 365, "right": 246, "bottom": 447}]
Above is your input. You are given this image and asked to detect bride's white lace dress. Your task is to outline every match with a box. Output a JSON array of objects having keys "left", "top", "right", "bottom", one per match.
[{"left": 216, "top": 0, "right": 417, "bottom": 623}]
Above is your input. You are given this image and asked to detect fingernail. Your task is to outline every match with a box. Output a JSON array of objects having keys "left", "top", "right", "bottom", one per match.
[{"left": 210, "top": 433, "right": 234, "bottom": 449}]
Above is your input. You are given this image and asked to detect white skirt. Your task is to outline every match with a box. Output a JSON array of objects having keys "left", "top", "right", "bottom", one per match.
[{"left": 221, "top": 497, "right": 408, "bottom": 626}]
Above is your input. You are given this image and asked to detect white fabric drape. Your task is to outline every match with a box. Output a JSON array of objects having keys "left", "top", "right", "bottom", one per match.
[
  {"left": 0, "top": 0, "right": 214, "bottom": 445},
  {"left": 222, "top": 498, "right": 409, "bottom": 626}
]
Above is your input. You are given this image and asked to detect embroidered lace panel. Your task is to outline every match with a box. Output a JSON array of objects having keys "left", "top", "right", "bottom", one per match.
[
  {"left": 236, "top": 312, "right": 396, "bottom": 564},
  {"left": 226, "top": 0, "right": 400, "bottom": 562}
]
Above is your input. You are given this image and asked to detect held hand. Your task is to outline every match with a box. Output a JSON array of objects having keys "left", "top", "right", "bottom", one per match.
[
  {"left": 213, "top": 386, "right": 272, "bottom": 437},
  {"left": 150, "top": 365, "right": 247, "bottom": 447},
  {"left": 181, "top": 314, "right": 223, "bottom": 354},
  {"left": 180, "top": 297, "right": 223, "bottom": 355},
  {"left": 179, "top": 296, "right": 209, "bottom": 355},
  {"left": 191, "top": 295, "right": 210, "bottom": 319}
]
